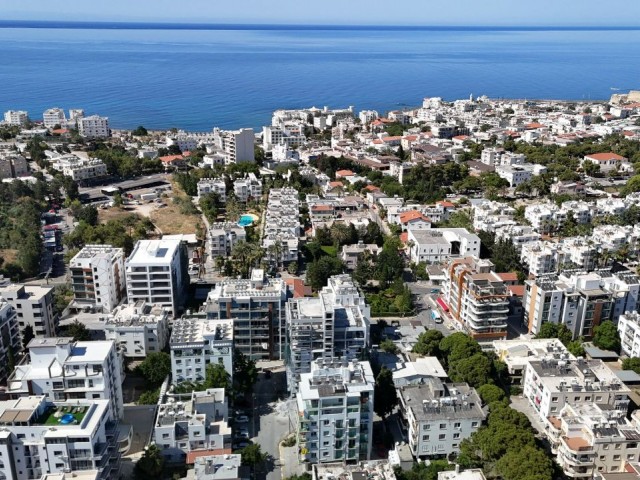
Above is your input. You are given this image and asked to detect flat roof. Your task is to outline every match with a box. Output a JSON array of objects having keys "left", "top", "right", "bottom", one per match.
[{"left": 127, "top": 239, "right": 181, "bottom": 265}]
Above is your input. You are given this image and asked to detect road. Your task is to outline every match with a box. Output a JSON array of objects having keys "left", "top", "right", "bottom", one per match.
[{"left": 78, "top": 173, "right": 171, "bottom": 202}]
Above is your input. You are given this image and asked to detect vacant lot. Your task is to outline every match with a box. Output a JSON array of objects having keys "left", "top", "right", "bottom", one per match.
[{"left": 150, "top": 198, "right": 201, "bottom": 235}]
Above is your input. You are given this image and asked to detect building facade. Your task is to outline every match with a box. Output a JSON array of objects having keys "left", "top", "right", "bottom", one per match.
[
  {"left": 0, "top": 284, "right": 57, "bottom": 338},
  {"left": 78, "top": 115, "right": 110, "bottom": 138}
]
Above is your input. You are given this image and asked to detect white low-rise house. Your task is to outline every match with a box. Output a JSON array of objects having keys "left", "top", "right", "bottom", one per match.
[
  {"left": 493, "top": 337, "right": 573, "bottom": 382},
  {"left": 392, "top": 357, "right": 448, "bottom": 387},
  {"left": 154, "top": 389, "right": 231, "bottom": 464},
  {"left": 340, "top": 242, "right": 381, "bottom": 270},
  {"left": 0, "top": 299, "right": 20, "bottom": 383},
  {"left": 0, "top": 396, "right": 122, "bottom": 480},
  {"left": 188, "top": 454, "right": 249, "bottom": 480},
  {"left": 103, "top": 301, "right": 170, "bottom": 358},
  {"left": 582, "top": 152, "right": 627, "bottom": 172},
  {"left": 3, "top": 110, "right": 29, "bottom": 125},
  {"left": 7, "top": 338, "right": 125, "bottom": 420},
  {"left": 209, "top": 222, "right": 246, "bottom": 258},
  {"left": 78, "top": 115, "right": 110, "bottom": 138},
  {"left": 596, "top": 197, "right": 627, "bottom": 217},
  {"left": 69, "top": 245, "right": 126, "bottom": 313},
  {"left": 0, "top": 283, "right": 57, "bottom": 337},
  {"left": 398, "top": 379, "right": 486, "bottom": 458},
  {"left": 197, "top": 178, "right": 227, "bottom": 201},
  {"left": 297, "top": 359, "right": 374, "bottom": 464},
  {"left": 618, "top": 311, "right": 640, "bottom": 358},
  {"left": 233, "top": 173, "right": 262, "bottom": 202},
  {"left": 547, "top": 403, "right": 640, "bottom": 478},
  {"left": 407, "top": 228, "right": 481, "bottom": 264},
  {"left": 170, "top": 316, "right": 234, "bottom": 385},
  {"left": 125, "top": 239, "right": 189, "bottom": 317},
  {"left": 560, "top": 200, "right": 597, "bottom": 224},
  {"left": 593, "top": 225, "right": 640, "bottom": 254},
  {"left": 495, "top": 164, "right": 532, "bottom": 187},
  {"left": 522, "top": 357, "right": 629, "bottom": 424}
]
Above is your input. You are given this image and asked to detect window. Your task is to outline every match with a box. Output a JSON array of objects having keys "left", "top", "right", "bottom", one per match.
[
  {"left": 604, "top": 444, "right": 610, "bottom": 450},
  {"left": 323, "top": 420, "right": 330, "bottom": 426},
  {"left": 614, "top": 455, "right": 621, "bottom": 461},
  {"left": 422, "top": 435, "right": 429, "bottom": 441},
  {"left": 628, "top": 454, "right": 636, "bottom": 460},
  {"left": 440, "top": 423, "right": 447, "bottom": 429},
  {"left": 453, "top": 433, "right": 460, "bottom": 439},
  {"left": 423, "top": 424, "right": 430, "bottom": 431},
  {"left": 551, "top": 397, "right": 558, "bottom": 402},
  {"left": 454, "top": 422, "right": 461, "bottom": 428},
  {"left": 162, "top": 434, "right": 169, "bottom": 439},
  {"left": 323, "top": 441, "right": 329, "bottom": 446},
  {"left": 615, "top": 444, "right": 621, "bottom": 450},
  {"left": 471, "top": 422, "right": 479, "bottom": 428},
  {"left": 439, "top": 434, "right": 446, "bottom": 440}
]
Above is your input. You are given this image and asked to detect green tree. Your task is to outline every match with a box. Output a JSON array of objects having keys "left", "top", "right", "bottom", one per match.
[
  {"left": 379, "top": 339, "right": 399, "bottom": 355},
  {"left": 22, "top": 324, "right": 35, "bottom": 349},
  {"left": 137, "top": 389, "right": 160, "bottom": 405},
  {"left": 476, "top": 384, "right": 506, "bottom": 405},
  {"left": 412, "top": 330, "right": 444, "bottom": 357},
  {"left": 138, "top": 352, "right": 171, "bottom": 385},
  {"left": 621, "top": 174, "right": 640, "bottom": 196},
  {"left": 622, "top": 357, "right": 640, "bottom": 374},
  {"left": 234, "top": 349, "right": 258, "bottom": 394},
  {"left": 199, "top": 192, "right": 221, "bottom": 222},
  {"left": 134, "top": 444, "right": 165, "bottom": 480},
  {"left": 240, "top": 443, "right": 268, "bottom": 467},
  {"left": 373, "top": 366, "right": 398, "bottom": 419},
  {"left": 567, "top": 339, "right": 586, "bottom": 357},
  {"left": 287, "top": 261, "right": 298, "bottom": 275},
  {"left": 439, "top": 332, "right": 481, "bottom": 369},
  {"left": 449, "top": 352, "right": 492, "bottom": 388},
  {"left": 592, "top": 320, "right": 621, "bottom": 353},
  {"left": 62, "top": 320, "right": 91, "bottom": 341},
  {"left": 132, "top": 126, "right": 148, "bottom": 136},
  {"left": 306, "top": 256, "right": 343, "bottom": 291},
  {"left": 495, "top": 444, "right": 554, "bottom": 480},
  {"left": 204, "top": 362, "right": 231, "bottom": 390}
]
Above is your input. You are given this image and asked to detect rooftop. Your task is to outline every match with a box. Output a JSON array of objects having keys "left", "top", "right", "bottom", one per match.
[
  {"left": 400, "top": 380, "right": 485, "bottom": 421},
  {"left": 126, "top": 239, "right": 181, "bottom": 265}
]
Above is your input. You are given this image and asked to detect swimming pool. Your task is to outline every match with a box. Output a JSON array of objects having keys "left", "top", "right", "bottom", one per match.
[
  {"left": 60, "top": 413, "right": 75, "bottom": 425},
  {"left": 238, "top": 214, "right": 258, "bottom": 227}
]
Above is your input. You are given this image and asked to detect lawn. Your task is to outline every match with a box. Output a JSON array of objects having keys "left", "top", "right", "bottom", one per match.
[
  {"left": 320, "top": 246, "right": 338, "bottom": 257},
  {"left": 37, "top": 405, "right": 88, "bottom": 426}
]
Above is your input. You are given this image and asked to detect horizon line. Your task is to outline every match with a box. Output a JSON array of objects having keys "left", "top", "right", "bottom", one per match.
[{"left": 1, "top": 19, "right": 640, "bottom": 30}]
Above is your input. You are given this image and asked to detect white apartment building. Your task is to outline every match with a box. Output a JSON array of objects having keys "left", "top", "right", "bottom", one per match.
[
  {"left": 205, "top": 269, "right": 287, "bottom": 360},
  {"left": 520, "top": 241, "right": 563, "bottom": 276},
  {"left": 407, "top": 228, "right": 481, "bottom": 264},
  {"left": 493, "top": 337, "right": 573, "bottom": 382},
  {"left": 197, "top": 178, "right": 227, "bottom": 201},
  {"left": 263, "top": 188, "right": 300, "bottom": 266},
  {"left": 494, "top": 224, "right": 540, "bottom": 251},
  {"left": 0, "top": 396, "right": 121, "bottom": 480},
  {"left": 62, "top": 159, "right": 108, "bottom": 182},
  {"left": 125, "top": 239, "right": 188, "bottom": 317},
  {"left": 522, "top": 357, "right": 629, "bottom": 424},
  {"left": 560, "top": 237, "right": 599, "bottom": 271},
  {"left": 495, "top": 164, "right": 533, "bottom": 187},
  {"left": 297, "top": 359, "right": 374, "bottom": 464},
  {"left": 479, "top": 147, "right": 505, "bottom": 166},
  {"left": 286, "top": 275, "right": 370, "bottom": 392},
  {"left": 398, "top": 379, "right": 485, "bottom": 458},
  {"left": 78, "top": 115, "right": 110, "bottom": 138},
  {"left": 0, "top": 299, "right": 20, "bottom": 383},
  {"left": 262, "top": 124, "right": 306, "bottom": 151},
  {"left": 170, "top": 316, "right": 234, "bottom": 385},
  {"left": 153, "top": 389, "right": 231, "bottom": 464},
  {"left": 0, "top": 283, "right": 57, "bottom": 337},
  {"left": 70, "top": 245, "right": 126, "bottom": 313},
  {"left": 443, "top": 257, "right": 509, "bottom": 341},
  {"left": 211, "top": 128, "right": 255, "bottom": 164},
  {"left": 524, "top": 203, "right": 559, "bottom": 233},
  {"left": 472, "top": 201, "right": 516, "bottom": 232},
  {"left": 3, "top": 110, "right": 28, "bottom": 126},
  {"left": 189, "top": 454, "right": 249, "bottom": 480},
  {"left": 43, "top": 108, "right": 66, "bottom": 128},
  {"left": 618, "top": 312, "right": 640, "bottom": 358},
  {"left": 103, "top": 301, "right": 170, "bottom": 358},
  {"left": 69, "top": 108, "right": 84, "bottom": 122},
  {"left": 392, "top": 357, "right": 448, "bottom": 387},
  {"left": 7, "top": 338, "right": 124, "bottom": 420},
  {"left": 358, "top": 110, "right": 379, "bottom": 125},
  {"left": 209, "top": 222, "right": 246, "bottom": 258},
  {"left": 593, "top": 225, "right": 640, "bottom": 255},
  {"left": 548, "top": 404, "right": 640, "bottom": 479},
  {"left": 233, "top": 173, "right": 262, "bottom": 202}
]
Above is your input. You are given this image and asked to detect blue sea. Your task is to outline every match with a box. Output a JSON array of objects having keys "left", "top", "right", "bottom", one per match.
[{"left": 0, "top": 22, "right": 639, "bottom": 131}]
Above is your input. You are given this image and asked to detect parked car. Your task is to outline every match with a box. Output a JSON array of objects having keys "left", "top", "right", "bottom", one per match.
[
  {"left": 235, "top": 431, "right": 250, "bottom": 439},
  {"left": 233, "top": 441, "right": 251, "bottom": 449},
  {"left": 430, "top": 288, "right": 440, "bottom": 293},
  {"left": 235, "top": 415, "right": 249, "bottom": 423}
]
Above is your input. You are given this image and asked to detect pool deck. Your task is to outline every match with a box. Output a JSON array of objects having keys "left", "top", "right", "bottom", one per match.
[{"left": 38, "top": 406, "right": 88, "bottom": 426}]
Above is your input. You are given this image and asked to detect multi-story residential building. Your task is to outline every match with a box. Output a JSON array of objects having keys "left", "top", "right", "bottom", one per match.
[
  {"left": 170, "top": 316, "right": 234, "bottom": 385},
  {"left": 520, "top": 241, "right": 563, "bottom": 277},
  {"left": 262, "top": 124, "right": 306, "bottom": 151},
  {"left": 547, "top": 404, "right": 640, "bottom": 479},
  {"left": 618, "top": 312, "right": 640, "bottom": 358},
  {"left": 69, "top": 108, "right": 85, "bottom": 122},
  {"left": 286, "top": 275, "right": 370, "bottom": 392},
  {"left": 197, "top": 178, "right": 227, "bottom": 201},
  {"left": 3, "top": 110, "right": 29, "bottom": 126},
  {"left": 263, "top": 188, "right": 300, "bottom": 266},
  {"left": 407, "top": 228, "right": 481, "bottom": 264},
  {"left": 153, "top": 389, "right": 231, "bottom": 464},
  {"left": 78, "top": 115, "right": 110, "bottom": 138},
  {"left": 0, "top": 284, "right": 57, "bottom": 337},
  {"left": 495, "top": 164, "right": 532, "bottom": 187},
  {"left": 61, "top": 159, "right": 108, "bottom": 182},
  {"left": 205, "top": 269, "right": 287, "bottom": 360},
  {"left": 522, "top": 357, "right": 629, "bottom": 423},
  {"left": 188, "top": 454, "right": 250, "bottom": 480},
  {"left": 209, "top": 222, "right": 246, "bottom": 258},
  {"left": 523, "top": 271, "right": 618, "bottom": 338},
  {"left": 599, "top": 270, "right": 640, "bottom": 320},
  {"left": 494, "top": 224, "right": 540, "bottom": 251},
  {"left": 43, "top": 108, "right": 66, "bottom": 128},
  {"left": 7, "top": 338, "right": 124, "bottom": 420},
  {"left": 0, "top": 396, "right": 121, "bottom": 480},
  {"left": 0, "top": 299, "right": 20, "bottom": 383},
  {"left": 211, "top": 128, "right": 255, "bottom": 164},
  {"left": 442, "top": 257, "right": 509, "bottom": 341},
  {"left": 125, "top": 239, "right": 189, "bottom": 317},
  {"left": 296, "top": 359, "right": 374, "bottom": 464},
  {"left": 69, "top": 245, "right": 126, "bottom": 313},
  {"left": 358, "top": 110, "right": 379, "bottom": 125},
  {"left": 0, "top": 154, "right": 29, "bottom": 179},
  {"left": 103, "top": 301, "right": 170, "bottom": 358},
  {"left": 233, "top": 173, "right": 262, "bottom": 202},
  {"left": 480, "top": 147, "right": 505, "bottom": 165},
  {"left": 493, "top": 337, "right": 573, "bottom": 383},
  {"left": 524, "top": 203, "right": 559, "bottom": 233},
  {"left": 398, "top": 379, "right": 486, "bottom": 458},
  {"left": 561, "top": 237, "right": 599, "bottom": 271},
  {"left": 472, "top": 201, "right": 516, "bottom": 232},
  {"left": 340, "top": 242, "right": 381, "bottom": 270}
]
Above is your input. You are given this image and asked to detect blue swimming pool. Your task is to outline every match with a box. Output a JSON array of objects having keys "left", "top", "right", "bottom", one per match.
[
  {"left": 238, "top": 214, "right": 257, "bottom": 227},
  {"left": 60, "top": 413, "right": 75, "bottom": 425}
]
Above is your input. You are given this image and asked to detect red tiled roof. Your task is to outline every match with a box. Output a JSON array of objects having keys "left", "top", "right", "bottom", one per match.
[
  {"left": 509, "top": 285, "right": 525, "bottom": 297},
  {"left": 452, "top": 135, "right": 469, "bottom": 140},
  {"left": 497, "top": 272, "right": 518, "bottom": 282},
  {"left": 399, "top": 210, "right": 430, "bottom": 224},
  {"left": 285, "top": 278, "right": 312, "bottom": 298},
  {"left": 186, "top": 448, "right": 232, "bottom": 464},
  {"left": 585, "top": 152, "right": 625, "bottom": 162},
  {"left": 51, "top": 128, "right": 69, "bottom": 134},
  {"left": 364, "top": 185, "right": 380, "bottom": 192},
  {"left": 437, "top": 201, "right": 455, "bottom": 208},
  {"left": 311, "top": 205, "right": 333, "bottom": 212},
  {"left": 382, "top": 136, "right": 402, "bottom": 142},
  {"left": 328, "top": 181, "right": 344, "bottom": 188},
  {"left": 159, "top": 154, "right": 185, "bottom": 164},
  {"left": 525, "top": 122, "right": 544, "bottom": 129},
  {"left": 336, "top": 169, "right": 354, "bottom": 177}
]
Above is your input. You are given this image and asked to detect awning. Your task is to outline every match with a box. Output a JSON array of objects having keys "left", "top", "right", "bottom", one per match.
[{"left": 436, "top": 297, "right": 449, "bottom": 312}]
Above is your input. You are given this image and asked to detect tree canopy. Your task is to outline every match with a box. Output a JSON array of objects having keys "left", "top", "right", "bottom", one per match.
[
  {"left": 592, "top": 320, "right": 621, "bottom": 353},
  {"left": 138, "top": 352, "right": 171, "bottom": 385},
  {"left": 374, "top": 366, "right": 398, "bottom": 419}
]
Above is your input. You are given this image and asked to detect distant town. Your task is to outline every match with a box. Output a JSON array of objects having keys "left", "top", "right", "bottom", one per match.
[{"left": 1, "top": 90, "right": 640, "bottom": 480}]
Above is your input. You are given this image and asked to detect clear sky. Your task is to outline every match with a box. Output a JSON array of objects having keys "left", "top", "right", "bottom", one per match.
[{"left": 2, "top": 0, "right": 640, "bottom": 26}]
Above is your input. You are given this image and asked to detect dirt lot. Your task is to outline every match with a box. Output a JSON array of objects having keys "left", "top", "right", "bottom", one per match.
[{"left": 149, "top": 198, "right": 201, "bottom": 235}]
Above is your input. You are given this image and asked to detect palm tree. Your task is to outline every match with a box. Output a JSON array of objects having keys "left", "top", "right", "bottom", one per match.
[{"left": 232, "top": 241, "right": 254, "bottom": 278}]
